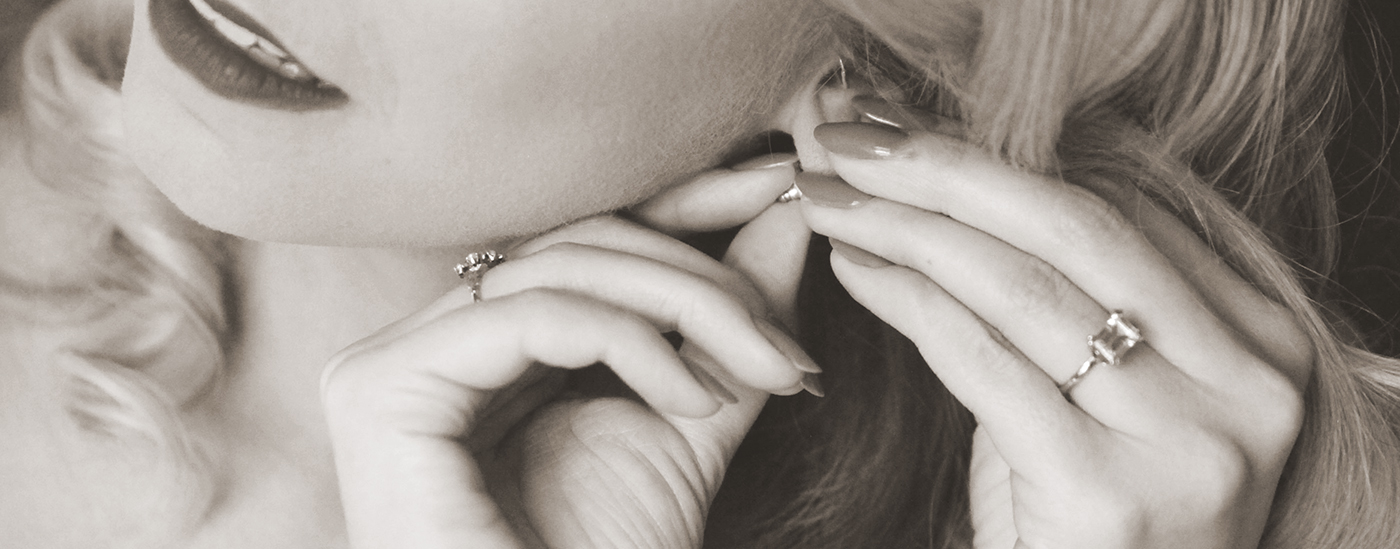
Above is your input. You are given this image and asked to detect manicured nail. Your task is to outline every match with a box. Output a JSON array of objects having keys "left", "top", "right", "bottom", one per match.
[
  {"left": 794, "top": 172, "right": 871, "bottom": 209},
  {"left": 800, "top": 373, "right": 825, "bottom": 398},
  {"left": 753, "top": 317, "right": 823, "bottom": 374},
  {"left": 851, "top": 96, "right": 942, "bottom": 131},
  {"left": 829, "top": 238, "right": 893, "bottom": 268},
  {"left": 814, "top": 122, "right": 910, "bottom": 160},
  {"left": 691, "top": 365, "right": 740, "bottom": 404},
  {"left": 733, "top": 152, "right": 800, "bottom": 171}
]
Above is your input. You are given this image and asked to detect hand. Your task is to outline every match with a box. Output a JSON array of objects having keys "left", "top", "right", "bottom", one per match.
[
  {"left": 797, "top": 108, "right": 1311, "bottom": 548},
  {"left": 320, "top": 157, "right": 812, "bottom": 549}
]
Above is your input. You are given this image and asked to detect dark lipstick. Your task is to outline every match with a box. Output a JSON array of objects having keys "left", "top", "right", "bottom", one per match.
[{"left": 148, "top": 0, "right": 348, "bottom": 111}]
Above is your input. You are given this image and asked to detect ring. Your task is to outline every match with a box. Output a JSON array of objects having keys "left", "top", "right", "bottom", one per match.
[
  {"left": 454, "top": 250, "right": 507, "bottom": 303},
  {"left": 1057, "top": 310, "right": 1143, "bottom": 395}
]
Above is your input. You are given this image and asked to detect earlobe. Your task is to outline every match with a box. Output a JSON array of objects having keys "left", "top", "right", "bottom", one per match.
[{"left": 769, "top": 59, "right": 870, "bottom": 175}]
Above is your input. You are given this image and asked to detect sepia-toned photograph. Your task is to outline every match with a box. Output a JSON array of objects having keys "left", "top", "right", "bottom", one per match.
[{"left": 2, "top": 0, "right": 1399, "bottom": 546}]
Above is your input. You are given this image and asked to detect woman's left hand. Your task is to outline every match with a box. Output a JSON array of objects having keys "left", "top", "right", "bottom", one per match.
[{"left": 798, "top": 113, "right": 1313, "bottom": 549}]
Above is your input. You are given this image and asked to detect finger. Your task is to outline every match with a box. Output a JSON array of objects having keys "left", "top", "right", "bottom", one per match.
[
  {"left": 483, "top": 243, "right": 815, "bottom": 394},
  {"left": 803, "top": 189, "right": 1195, "bottom": 422},
  {"left": 629, "top": 153, "right": 799, "bottom": 235},
  {"left": 322, "top": 291, "right": 720, "bottom": 549},
  {"left": 510, "top": 215, "right": 767, "bottom": 311},
  {"left": 1090, "top": 181, "right": 1313, "bottom": 386},
  {"left": 814, "top": 122, "right": 1258, "bottom": 379},
  {"left": 353, "top": 215, "right": 769, "bottom": 367},
  {"left": 660, "top": 202, "right": 815, "bottom": 481},
  {"left": 827, "top": 246, "right": 1090, "bottom": 476},
  {"left": 724, "top": 202, "right": 811, "bottom": 328},
  {"left": 661, "top": 342, "right": 770, "bottom": 491},
  {"left": 969, "top": 426, "right": 1018, "bottom": 549},
  {"left": 332, "top": 290, "right": 722, "bottom": 421},
  {"left": 465, "top": 369, "right": 569, "bottom": 454},
  {"left": 851, "top": 94, "right": 962, "bottom": 136}
]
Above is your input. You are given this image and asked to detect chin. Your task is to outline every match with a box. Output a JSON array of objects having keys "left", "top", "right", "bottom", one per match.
[{"left": 133, "top": 160, "right": 552, "bottom": 250}]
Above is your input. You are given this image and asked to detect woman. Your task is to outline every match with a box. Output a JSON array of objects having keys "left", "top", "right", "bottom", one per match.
[{"left": 2, "top": 0, "right": 1396, "bottom": 547}]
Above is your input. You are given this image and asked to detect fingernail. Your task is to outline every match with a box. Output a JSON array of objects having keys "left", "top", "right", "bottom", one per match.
[
  {"left": 690, "top": 365, "right": 740, "bottom": 404},
  {"left": 851, "top": 96, "right": 942, "bottom": 132},
  {"left": 753, "top": 317, "right": 823, "bottom": 374},
  {"left": 829, "top": 238, "right": 893, "bottom": 268},
  {"left": 794, "top": 172, "right": 871, "bottom": 209},
  {"left": 814, "top": 122, "right": 910, "bottom": 160},
  {"left": 733, "top": 152, "right": 800, "bottom": 171},
  {"left": 799, "top": 373, "right": 825, "bottom": 398}
]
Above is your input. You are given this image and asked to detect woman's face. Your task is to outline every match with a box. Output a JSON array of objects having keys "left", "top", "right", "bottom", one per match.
[{"left": 122, "top": 0, "right": 832, "bottom": 247}]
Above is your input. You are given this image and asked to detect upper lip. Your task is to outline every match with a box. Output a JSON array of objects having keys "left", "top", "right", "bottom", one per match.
[{"left": 148, "top": 0, "right": 349, "bottom": 111}]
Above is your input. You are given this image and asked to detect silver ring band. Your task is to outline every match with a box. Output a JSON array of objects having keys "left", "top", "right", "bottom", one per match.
[
  {"left": 1057, "top": 357, "right": 1100, "bottom": 394},
  {"left": 1058, "top": 310, "right": 1143, "bottom": 396},
  {"left": 455, "top": 250, "right": 507, "bottom": 303}
]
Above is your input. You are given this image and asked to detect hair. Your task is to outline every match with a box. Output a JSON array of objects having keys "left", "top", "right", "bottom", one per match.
[
  {"left": 2, "top": 0, "right": 227, "bottom": 542},
  {"left": 2, "top": 0, "right": 1396, "bottom": 547},
  {"left": 709, "top": 1, "right": 1400, "bottom": 548}
]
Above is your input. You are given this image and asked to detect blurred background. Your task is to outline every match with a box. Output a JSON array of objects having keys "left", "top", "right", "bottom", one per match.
[{"left": 1329, "top": 0, "right": 1400, "bottom": 356}]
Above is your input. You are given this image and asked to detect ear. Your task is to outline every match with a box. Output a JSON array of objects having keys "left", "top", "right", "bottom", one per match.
[{"left": 768, "top": 60, "right": 871, "bottom": 175}]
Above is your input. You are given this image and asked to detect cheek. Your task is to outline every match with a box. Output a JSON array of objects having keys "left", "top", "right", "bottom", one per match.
[
  {"left": 273, "top": 3, "right": 773, "bottom": 246},
  {"left": 123, "top": 0, "right": 807, "bottom": 248}
]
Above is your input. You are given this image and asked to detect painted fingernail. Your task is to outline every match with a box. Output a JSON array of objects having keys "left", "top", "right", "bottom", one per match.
[
  {"left": 679, "top": 345, "right": 741, "bottom": 404},
  {"left": 829, "top": 238, "right": 893, "bottom": 268},
  {"left": 794, "top": 172, "right": 871, "bottom": 208},
  {"left": 734, "top": 152, "right": 800, "bottom": 171},
  {"left": 814, "top": 122, "right": 910, "bottom": 160},
  {"left": 691, "top": 365, "right": 740, "bottom": 404},
  {"left": 799, "top": 373, "right": 825, "bottom": 398},
  {"left": 851, "top": 95, "right": 942, "bottom": 131},
  {"left": 754, "top": 317, "right": 823, "bottom": 374}
]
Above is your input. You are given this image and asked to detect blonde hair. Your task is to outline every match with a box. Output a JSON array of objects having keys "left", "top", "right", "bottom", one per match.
[
  {"left": 4, "top": 0, "right": 1397, "bottom": 547},
  {"left": 3, "top": 0, "right": 227, "bottom": 540},
  {"left": 723, "top": 0, "right": 1400, "bottom": 547}
]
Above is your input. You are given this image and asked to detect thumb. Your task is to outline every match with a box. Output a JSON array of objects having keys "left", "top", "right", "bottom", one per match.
[
  {"left": 629, "top": 155, "right": 800, "bottom": 237},
  {"left": 723, "top": 202, "right": 810, "bottom": 329},
  {"left": 663, "top": 202, "right": 812, "bottom": 491},
  {"left": 970, "top": 426, "right": 1019, "bottom": 549}
]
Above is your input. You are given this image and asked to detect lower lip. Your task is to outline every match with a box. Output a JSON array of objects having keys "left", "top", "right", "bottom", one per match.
[{"left": 147, "top": 0, "right": 348, "bottom": 111}]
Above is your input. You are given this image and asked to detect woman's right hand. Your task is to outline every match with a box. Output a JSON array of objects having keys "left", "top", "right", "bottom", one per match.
[{"left": 318, "top": 156, "right": 811, "bottom": 549}]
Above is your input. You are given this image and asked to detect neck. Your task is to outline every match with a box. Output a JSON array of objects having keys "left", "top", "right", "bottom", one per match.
[
  {"left": 220, "top": 238, "right": 468, "bottom": 450},
  {"left": 195, "top": 239, "right": 469, "bottom": 544}
]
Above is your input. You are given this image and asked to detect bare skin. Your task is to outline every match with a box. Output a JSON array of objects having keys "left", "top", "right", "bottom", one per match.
[{"left": 2, "top": 0, "right": 1310, "bottom": 546}]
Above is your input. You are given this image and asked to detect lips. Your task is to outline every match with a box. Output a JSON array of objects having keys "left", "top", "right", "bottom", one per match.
[{"left": 148, "top": 0, "right": 348, "bottom": 111}]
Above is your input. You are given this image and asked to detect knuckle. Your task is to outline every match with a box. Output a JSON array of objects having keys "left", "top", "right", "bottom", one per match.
[
  {"left": 1243, "top": 358, "right": 1306, "bottom": 450},
  {"left": 534, "top": 241, "right": 594, "bottom": 261},
  {"left": 956, "top": 320, "right": 1021, "bottom": 371},
  {"left": 1092, "top": 497, "right": 1149, "bottom": 545},
  {"left": 319, "top": 346, "right": 383, "bottom": 415},
  {"left": 1051, "top": 186, "right": 1133, "bottom": 250},
  {"left": 512, "top": 287, "right": 587, "bottom": 316},
  {"left": 1065, "top": 482, "right": 1148, "bottom": 546},
  {"left": 710, "top": 265, "right": 768, "bottom": 314},
  {"left": 1182, "top": 432, "right": 1253, "bottom": 512},
  {"left": 514, "top": 219, "right": 615, "bottom": 257},
  {"left": 612, "top": 309, "right": 663, "bottom": 341},
  {"left": 1001, "top": 258, "right": 1074, "bottom": 318},
  {"left": 1259, "top": 302, "right": 1316, "bottom": 375},
  {"left": 677, "top": 278, "right": 751, "bottom": 328}
]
